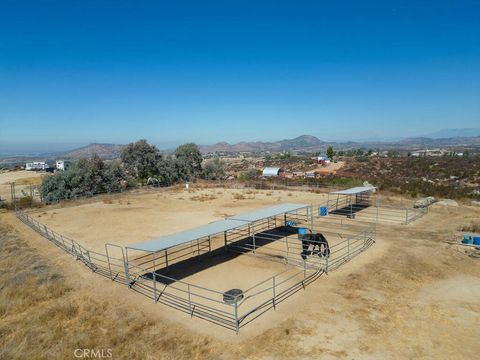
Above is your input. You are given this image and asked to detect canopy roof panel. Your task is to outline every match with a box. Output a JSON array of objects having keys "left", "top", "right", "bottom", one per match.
[
  {"left": 329, "top": 186, "right": 375, "bottom": 195},
  {"left": 228, "top": 203, "right": 309, "bottom": 222},
  {"left": 128, "top": 203, "right": 309, "bottom": 252},
  {"left": 128, "top": 219, "right": 249, "bottom": 252}
]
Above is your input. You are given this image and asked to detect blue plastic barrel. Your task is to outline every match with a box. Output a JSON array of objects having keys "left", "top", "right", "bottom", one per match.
[
  {"left": 298, "top": 227, "right": 307, "bottom": 235},
  {"left": 286, "top": 220, "right": 296, "bottom": 227},
  {"left": 319, "top": 206, "right": 328, "bottom": 217},
  {"left": 463, "top": 235, "right": 473, "bottom": 244},
  {"left": 473, "top": 236, "right": 480, "bottom": 245}
]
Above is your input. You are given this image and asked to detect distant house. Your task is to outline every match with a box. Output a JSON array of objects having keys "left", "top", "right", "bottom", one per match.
[
  {"left": 411, "top": 149, "right": 446, "bottom": 157},
  {"left": 262, "top": 167, "right": 285, "bottom": 177},
  {"left": 56, "top": 160, "right": 71, "bottom": 171},
  {"left": 25, "top": 161, "right": 49, "bottom": 171},
  {"left": 317, "top": 155, "right": 331, "bottom": 165}
]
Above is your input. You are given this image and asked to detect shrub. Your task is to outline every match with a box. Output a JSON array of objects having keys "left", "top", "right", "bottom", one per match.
[{"left": 202, "top": 158, "right": 225, "bottom": 180}]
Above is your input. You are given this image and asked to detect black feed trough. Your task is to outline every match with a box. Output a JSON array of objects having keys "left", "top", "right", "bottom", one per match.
[{"left": 223, "top": 288, "right": 244, "bottom": 304}]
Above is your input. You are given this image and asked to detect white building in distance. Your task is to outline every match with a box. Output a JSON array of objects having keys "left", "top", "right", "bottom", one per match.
[
  {"left": 56, "top": 160, "right": 71, "bottom": 171},
  {"left": 25, "top": 161, "right": 49, "bottom": 171}
]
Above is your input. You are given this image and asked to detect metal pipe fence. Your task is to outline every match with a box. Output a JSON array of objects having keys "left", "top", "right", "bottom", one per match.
[
  {"left": 325, "top": 196, "right": 427, "bottom": 225},
  {"left": 15, "top": 207, "right": 374, "bottom": 332}
]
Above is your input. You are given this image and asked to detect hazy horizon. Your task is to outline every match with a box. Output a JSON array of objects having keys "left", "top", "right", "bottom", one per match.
[{"left": 2, "top": 127, "right": 480, "bottom": 155}]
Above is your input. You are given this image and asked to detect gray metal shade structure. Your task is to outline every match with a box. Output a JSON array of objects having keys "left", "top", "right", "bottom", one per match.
[
  {"left": 128, "top": 219, "right": 249, "bottom": 252},
  {"left": 128, "top": 203, "right": 310, "bottom": 253},
  {"left": 327, "top": 186, "right": 376, "bottom": 218},
  {"left": 228, "top": 203, "right": 309, "bottom": 222},
  {"left": 328, "top": 186, "right": 375, "bottom": 195}
]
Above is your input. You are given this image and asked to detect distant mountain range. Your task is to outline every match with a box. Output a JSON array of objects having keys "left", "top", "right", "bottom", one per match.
[
  {"left": 1, "top": 128, "right": 480, "bottom": 165},
  {"left": 0, "top": 143, "right": 125, "bottom": 165},
  {"left": 200, "top": 133, "right": 480, "bottom": 153},
  {"left": 57, "top": 143, "right": 125, "bottom": 160},
  {"left": 420, "top": 128, "right": 480, "bottom": 139},
  {"left": 201, "top": 135, "right": 325, "bottom": 153}
]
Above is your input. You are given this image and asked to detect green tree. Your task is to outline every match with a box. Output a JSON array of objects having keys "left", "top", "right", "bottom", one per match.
[
  {"left": 326, "top": 146, "right": 335, "bottom": 160},
  {"left": 121, "top": 139, "right": 162, "bottom": 182},
  {"left": 264, "top": 154, "right": 272, "bottom": 166},
  {"left": 104, "top": 159, "right": 131, "bottom": 192},
  {"left": 175, "top": 143, "right": 203, "bottom": 181},
  {"left": 40, "top": 155, "right": 130, "bottom": 203},
  {"left": 84, "top": 154, "right": 107, "bottom": 194},
  {"left": 40, "top": 172, "right": 70, "bottom": 203},
  {"left": 202, "top": 158, "right": 226, "bottom": 180},
  {"left": 237, "top": 169, "right": 259, "bottom": 181},
  {"left": 157, "top": 156, "right": 180, "bottom": 186}
]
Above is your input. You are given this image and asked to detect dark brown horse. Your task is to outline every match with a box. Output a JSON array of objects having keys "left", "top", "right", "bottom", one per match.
[{"left": 300, "top": 232, "right": 330, "bottom": 259}]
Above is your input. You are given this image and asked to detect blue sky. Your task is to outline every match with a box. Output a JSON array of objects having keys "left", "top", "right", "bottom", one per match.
[{"left": 1, "top": 0, "right": 479, "bottom": 152}]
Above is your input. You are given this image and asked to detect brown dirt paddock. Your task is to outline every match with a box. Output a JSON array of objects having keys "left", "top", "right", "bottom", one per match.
[
  {"left": 1, "top": 187, "right": 480, "bottom": 359},
  {"left": 25, "top": 188, "right": 330, "bottom": 253}
]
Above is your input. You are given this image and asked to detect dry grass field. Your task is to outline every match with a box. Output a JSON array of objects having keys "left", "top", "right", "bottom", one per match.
[
  {"left": 0, "top": 170, "right": 44, "bottom": 201},
  {"left": 1, "top": 186, "right": 480, "bottom": 359}
]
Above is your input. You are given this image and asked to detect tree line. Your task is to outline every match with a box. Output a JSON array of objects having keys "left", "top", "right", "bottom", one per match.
[{"left": 40, "top": 140, "right": 225, "bottom": 203}]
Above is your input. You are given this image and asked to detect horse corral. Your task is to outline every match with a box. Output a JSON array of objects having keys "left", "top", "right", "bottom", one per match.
[
  {"left": 14, "top": 186, "right": 423, "bottom": 332},
  {"left": 327, "top": 186, "right": 427, "bottom": 224}
]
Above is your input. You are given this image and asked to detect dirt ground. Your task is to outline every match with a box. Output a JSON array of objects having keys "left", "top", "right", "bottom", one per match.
[
  {"left": 1, "top": 187, "right": 480, "bottom": 359},
  {"left": 313, "top": 160, "right": 345, "bottom": 173},
  {"left": 0, "top": 170, "right": 44, "bottom": 201},
  {"left": 27, "top": 188, "right": 330, "bottom": 253}
]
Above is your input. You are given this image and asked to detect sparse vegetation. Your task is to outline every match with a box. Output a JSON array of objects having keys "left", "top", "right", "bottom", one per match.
[
  {"left": 237, "top": 169, "right": 261, "bottom": 181},
  {"left": 191, "top": 194, "right": 217, "bottom": 202},
  {"left": 233, "top": 193, "right": 246, "bottom": 200},
  {"left": 338, "top": 156, "right": 480, "bottom": 199}
]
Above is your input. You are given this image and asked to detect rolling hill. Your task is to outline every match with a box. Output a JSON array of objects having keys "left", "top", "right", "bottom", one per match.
[
  {"left": 59, "top": 143, "right": 125, "bottom": 159},
  {"left": 200, "top": 135, "right": 326, "bottom": 153}
]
